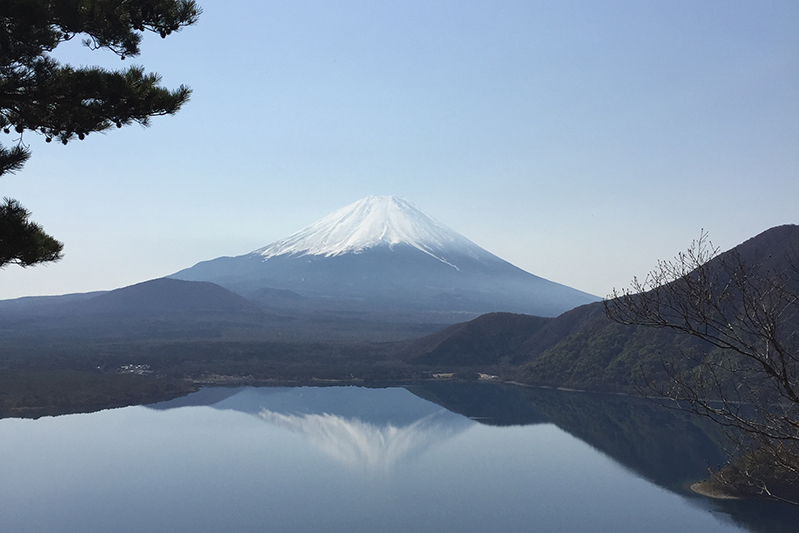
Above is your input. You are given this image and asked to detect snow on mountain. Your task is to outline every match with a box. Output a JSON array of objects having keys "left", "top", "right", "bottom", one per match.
[
  {"left": 253, "top": 196, "right": 490, "bottom": 268},
  {"left": 170, "top": 195, "right": 600, "bottom": 318}
]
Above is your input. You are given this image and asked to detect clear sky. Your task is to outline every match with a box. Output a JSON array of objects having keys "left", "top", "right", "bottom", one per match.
[{"left": 2, "top": 0, "right": 797, "bottom": 300}]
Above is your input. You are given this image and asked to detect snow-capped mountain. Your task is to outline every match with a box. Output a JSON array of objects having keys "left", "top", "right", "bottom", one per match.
[
  {"left": 254, "top": 196, "right": 489, "bottom": 269},
  {"left": 171, "top": 196, "right": 598, "bottom": 319}
]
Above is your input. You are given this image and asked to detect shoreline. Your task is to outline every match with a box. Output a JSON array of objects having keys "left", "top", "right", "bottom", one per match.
[{"left": 689, "top": 481, "right": 741, "bottom": 500}]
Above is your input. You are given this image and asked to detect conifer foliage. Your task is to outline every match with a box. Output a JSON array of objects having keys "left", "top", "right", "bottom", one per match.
[
  {"left": 0, "top": 197, "right": 62, "bottom": 266},
  {"left": 0, "top": 0, "right": 200, "bottom": 267}
]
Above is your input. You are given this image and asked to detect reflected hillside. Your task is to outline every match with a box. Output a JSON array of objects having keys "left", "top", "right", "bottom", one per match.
[
  {"left": 407, "top": 382, "right": 799, "bottom": 533},
  {"left": 406, "top": 381, "right": 549, "bottom": 426},
  {"left": 407, "top": 383, "right": 726, "bottom": 490},
  {"left": 517, "top": 387, "right": 730, "bottom": 493}
]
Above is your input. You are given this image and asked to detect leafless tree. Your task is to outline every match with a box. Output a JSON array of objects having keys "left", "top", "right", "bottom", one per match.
[{"left": 605, "top": 231, "right": 799, "bottom": 503}]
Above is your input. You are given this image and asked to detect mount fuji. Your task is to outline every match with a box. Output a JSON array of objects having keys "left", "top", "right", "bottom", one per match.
[{"left": 171, "top": 196, "right": 598, "bottom": 318}]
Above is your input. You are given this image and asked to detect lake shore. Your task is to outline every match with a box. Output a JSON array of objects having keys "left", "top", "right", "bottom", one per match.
[{"left": 690, "top": 481, "right": 741, "bottom": 500}]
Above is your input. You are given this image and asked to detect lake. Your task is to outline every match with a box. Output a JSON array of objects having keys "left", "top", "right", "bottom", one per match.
[{"left": 0, "top": 383, "right": 795, "bottom": 532}]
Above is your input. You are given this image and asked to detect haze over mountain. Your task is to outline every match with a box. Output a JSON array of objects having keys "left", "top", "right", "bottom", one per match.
[{"left": 172, "top": 196, "right": 598, "bottom": 318}]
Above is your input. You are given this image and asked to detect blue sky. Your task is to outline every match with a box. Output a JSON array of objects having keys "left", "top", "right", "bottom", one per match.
[{"left": 2, "top": 0, "right": 797, "bottom": 300}]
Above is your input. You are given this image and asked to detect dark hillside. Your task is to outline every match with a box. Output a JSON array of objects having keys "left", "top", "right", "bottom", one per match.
[
  {"left": 517, "top": 224, "right": 799, "bottom": 390},
  {"left": 515, "top": 311, "right": 709, "bottom": 391},
  {"left": 0, "top": 279, "right": 273, "bottom": 345},
  {"left": 76, "top": 278, "right": 265, "bottom": 319},
  {"left": 403, "top": 312, "right": 551, "bottom": 366},
  {"left": 727, "top": 224, "right": 799, "bottom": 273},
  {"left": 402, "top": 301, "right": 708, "bottom": 391},
  {"left": 403, "top": 225, "right": 799, "bottom": 392}
]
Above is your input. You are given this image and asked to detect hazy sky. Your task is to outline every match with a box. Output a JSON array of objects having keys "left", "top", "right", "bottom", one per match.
[{"left": 2, "top": 0, "right": 797, "bottom": 300}]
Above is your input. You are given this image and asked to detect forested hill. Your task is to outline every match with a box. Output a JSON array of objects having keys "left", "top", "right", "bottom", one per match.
[
  {"left": 402, "top": 305, "right": 707, "bottom": 392},
  {"left": 403, "top": 224, "right": 799, "bottom": 392}
]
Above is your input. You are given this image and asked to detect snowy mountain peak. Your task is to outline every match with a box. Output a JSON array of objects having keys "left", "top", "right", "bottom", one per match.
[{"left": 253, "top": 196, "right": 489, "bottom": 266}]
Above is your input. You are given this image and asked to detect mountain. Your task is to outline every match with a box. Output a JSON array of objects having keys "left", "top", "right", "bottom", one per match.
[
  {"left": 171, "top": 196, "right": 598, "bottom": 319},
  {"left": 76, "top": 278, "right": 264, "bottom": 320},
  {"left": 403, "top": 312, "right": 552, "bottom": 367},
  {"left": 0, "top": 278, "right": 270, "bottom": 344},
  {"left": 404, "top": 224, "right": 799, "bottom": 391}
]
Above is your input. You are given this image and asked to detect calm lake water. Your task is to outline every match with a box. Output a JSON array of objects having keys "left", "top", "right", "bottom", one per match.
[{"left": 0, "top": 384, "right": 795, "bottom": 532}]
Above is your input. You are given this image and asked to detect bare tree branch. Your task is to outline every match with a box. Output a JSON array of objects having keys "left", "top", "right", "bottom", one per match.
[{"left": 605, "top": 231, "right": 799, "bottom": 503}]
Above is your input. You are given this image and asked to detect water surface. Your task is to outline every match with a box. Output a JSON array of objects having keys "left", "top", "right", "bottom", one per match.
[{"left": 0, "top": 385, "right": 792, "bottom": 532}]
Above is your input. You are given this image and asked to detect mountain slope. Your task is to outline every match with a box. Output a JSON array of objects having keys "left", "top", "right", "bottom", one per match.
[
  {"left": 404, "top": 292, "right": 711, "bottom": 391},
  {"left": 172, "top": 196, "right": 598, "bottom": 318},
  {"left": 404, "top": 224, "right": 799, "bottom": 391},
  {"left": 0, "top": 278, "right": 270, "bottom": 342},
  {"left": 254, "top": 196, "right": 489, "bottom": 265},
  {"left": 77, "top": 278, "right": 265, "bottom": 319},
  {"left": 403, "top": 312, "right": 552, "bottom": 366}
]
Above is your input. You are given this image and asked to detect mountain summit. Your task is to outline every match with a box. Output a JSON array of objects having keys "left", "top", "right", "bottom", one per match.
[
  {"left": 171, "top": 196, "right": 598, "bottom": 319},
  {"left": 255, "top": 196, "right": 487, "bottom": 268}
]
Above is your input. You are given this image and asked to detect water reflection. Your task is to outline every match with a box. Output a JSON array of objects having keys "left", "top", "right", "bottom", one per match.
[
  {"left": 2, "top": 384, "right": 792, "bottom": 533},
  {"left": 152, "top": 386, "right": 474, "bottom": 473},
  {"left": 258, "top": 409, "right": 471, "bottom": 473},
  {"left": 147, "top": 383, "right": 799, "bottom": 533},
  {"left": 406, "top": 382, "right": 728, "bottom": 491},
  {"left": 405, "top": 382, "right": 799, "bottom": 533}
]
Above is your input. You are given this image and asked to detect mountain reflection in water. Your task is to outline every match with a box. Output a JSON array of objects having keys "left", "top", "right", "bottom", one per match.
[
  {"left": 152, "top": 385, "right": 474, "bottom": 473},
  {"left": 147, "top": 383, "right": 799, "bottom": 533},
  {"left": 257, "top": 409, "right": 471, "bottom": 473}
]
